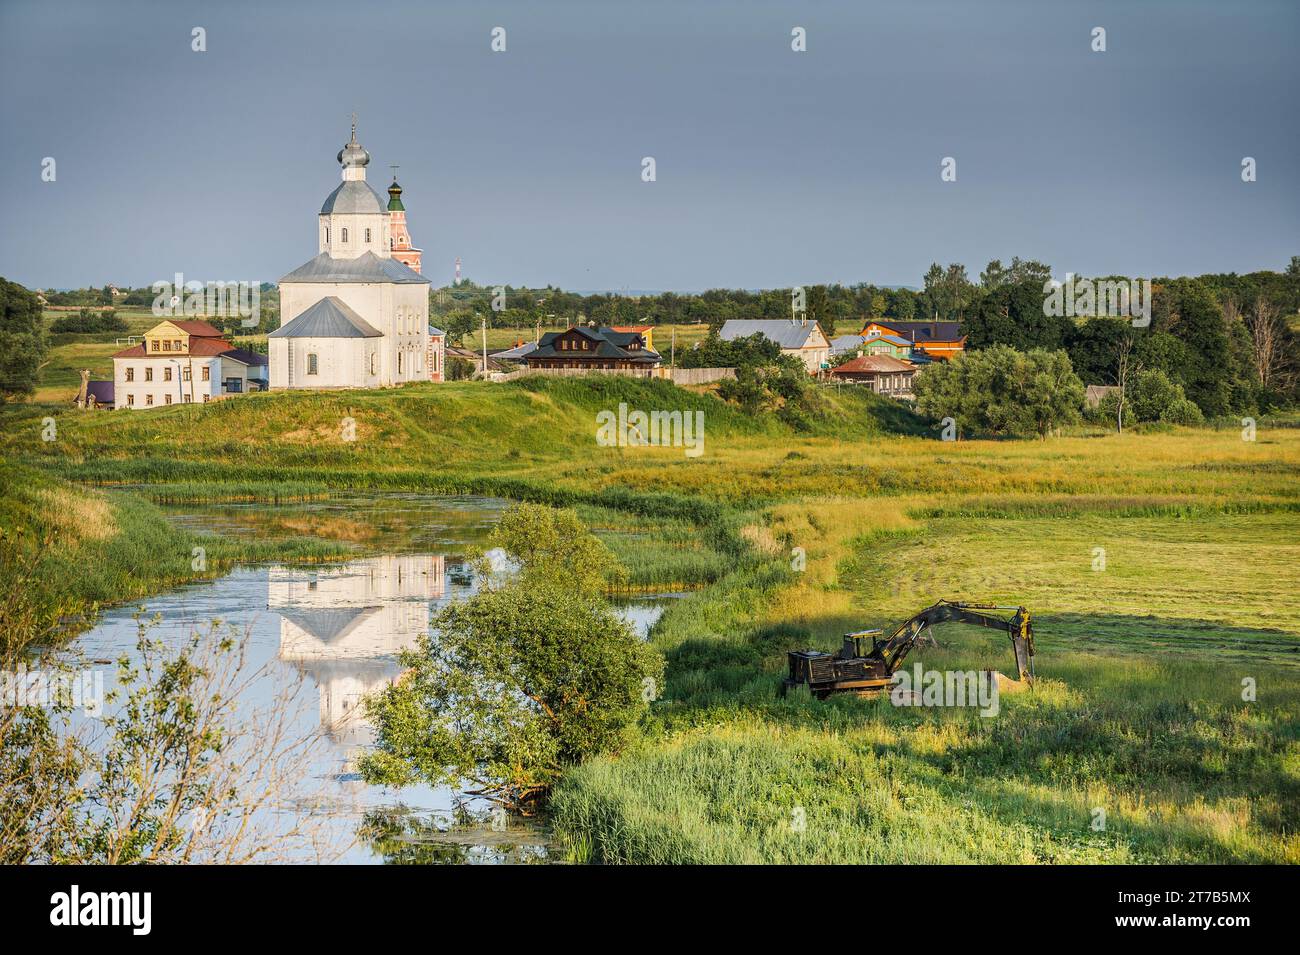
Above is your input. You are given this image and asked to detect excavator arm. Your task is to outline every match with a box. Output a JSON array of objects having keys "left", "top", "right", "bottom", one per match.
[
  {"left": 866, "top": 601, "right": 1035, "bottom": 682},
  {"left": 784, "top": 599, "right": 1037, "bottom": 699}
]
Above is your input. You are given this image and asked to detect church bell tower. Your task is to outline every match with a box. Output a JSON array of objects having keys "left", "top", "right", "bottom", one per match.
[{"left": 387, "top": 171, "right": 423, "bottom": 273}]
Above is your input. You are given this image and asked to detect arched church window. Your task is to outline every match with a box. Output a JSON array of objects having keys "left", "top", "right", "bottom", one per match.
[
  {"left": 325, "top": 227, "right": 330, "bottom": 244},
  {"left": 397, "top": 352, "right": 403, "bottom": 374},
  {"left": 365, "top": 229, "right": 372, "bottom": 243},
  {"left": 307, "top": 353, "right": 318, "bottom": 375},
  {"left": 370, "top": 353, "right": 376, "bottom": 375},
  {"left": 341, "top": 228, "right": 348, "bottom": 243}
]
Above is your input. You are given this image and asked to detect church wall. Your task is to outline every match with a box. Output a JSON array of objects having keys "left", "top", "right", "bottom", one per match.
[
  {"left": 275, "top": 280, "right": 425, "bottom": 388},
  {"left": 388, "top": 284, "right": 429, "bottom": 384},
  {"left": 268, "top": 336, "right": 379, "bottom": 390},
  {"left": 279, "top": 282, "right": 385, "bottom": 328},
  {"left": 318, "top": 212, "right": 390, "bottom": 259}
]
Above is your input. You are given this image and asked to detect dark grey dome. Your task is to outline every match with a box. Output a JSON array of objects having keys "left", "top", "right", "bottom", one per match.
[
  {"left": 337, "top": 140, "right": 370, "bottom": 168},
  {"left": 319, "top": 180, "right": 386, "bottom": 215}
]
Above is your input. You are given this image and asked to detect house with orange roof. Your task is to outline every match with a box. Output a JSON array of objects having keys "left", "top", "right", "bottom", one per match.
[
  {"left": 112, "top": 319, "right": 267, "bottom": 409},
  {"left": 860, "top": 320, "right": 966, "bottom": 361}
]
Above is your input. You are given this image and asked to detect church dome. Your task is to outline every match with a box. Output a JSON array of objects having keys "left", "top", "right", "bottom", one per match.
[
  {"left": 320, "top": 180, "right": 386, "bottom": 215},
  {"left": 337, "top": 122, "right": 370, "bottom": 169},
  {"left": 338, "top": 140, "right": 370, "bottom": 168}
]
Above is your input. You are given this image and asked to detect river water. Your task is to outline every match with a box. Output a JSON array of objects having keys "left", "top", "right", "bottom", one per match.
[{"left": 63, "top": 492, "right": 671, "bottom": 864}]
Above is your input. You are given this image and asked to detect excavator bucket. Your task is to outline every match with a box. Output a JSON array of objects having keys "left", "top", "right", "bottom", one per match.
[{"left": 1009, "top": 611, "right": 1035, "bottom": 684}]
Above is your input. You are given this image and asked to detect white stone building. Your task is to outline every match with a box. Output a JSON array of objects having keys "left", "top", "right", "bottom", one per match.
[
  {"left": 112, "top": 319, "right": 268, "bottom": 409},
  {"left": 269, "top": 124, "right": 432, "bottom": 390}
]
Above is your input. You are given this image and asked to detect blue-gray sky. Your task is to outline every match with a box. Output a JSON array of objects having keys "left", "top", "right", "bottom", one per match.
[{"left": 1, "top": 0, "right": 1296, "bottom": 291}]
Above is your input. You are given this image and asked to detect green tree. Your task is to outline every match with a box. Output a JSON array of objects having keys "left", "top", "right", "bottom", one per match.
[
  {"left": 966, "top": 279, "right": 1071, "bottom": 351},
  {"left": 0, "top": 278, "right": 47, "bottom": 402},
  {"left": 1065, "top": 316, "right": 1132, "bottom": 384},
  {"left": 678, "top": 331, "right": 784, "bottom": 369},
  {"left": 359, "top": 505, "right": 662, "bottom": 811},
  {"left": 1128, "top": 369, "right": 1203, "bottom": 425},
  {"left": 914, "top": 345, "right": 1083, "bottom": 438},
  {"left": 1162, "top": 280, "right": 1233, "bottom": 415},
  {"left": 489, "top": 503, "right": 625, "bottom": 594}
]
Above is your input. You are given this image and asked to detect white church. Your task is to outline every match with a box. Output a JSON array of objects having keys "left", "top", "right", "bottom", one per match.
[{"left": 269, "top": 123, "right": 445, "bottom": 389}]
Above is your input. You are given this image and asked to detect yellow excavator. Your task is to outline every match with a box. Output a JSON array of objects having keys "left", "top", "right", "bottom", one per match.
[{"left": 783, "top": 600, "right": 1036, "bottom": 699}]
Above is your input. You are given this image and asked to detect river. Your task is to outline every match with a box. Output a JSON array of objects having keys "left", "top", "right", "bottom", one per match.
[{"left": 62, "top": 492, "right": 672, "bottom": 864}]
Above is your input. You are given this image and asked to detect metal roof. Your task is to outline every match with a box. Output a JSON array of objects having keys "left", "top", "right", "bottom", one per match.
[
  {"left": 268, "top": 296, "right": 383, "bottom": 339},
  {"left": 863, "top": 332, "right": 913, "bottom": 347},
  {"left": 529, "top": 327, "right": 660, "bottom": 364},
  {"left": 719, "top": 319, "right": 825, "bottom": 349},
  {"left": 279, "top": 251, "right": 430, "bottom": 285},
  {"left": 222, "top": 347, "right": 269, "bottom": 367},
  {"left": 493, "top": 341, "right": 537, "bottom": 360},
  {"left": 428, "top": 325, "right": 446, "bottom": 337},
  {"left": 320, "top": 180, "right": 388, "bottom": 215},
  {"left": 864, "top": 320, "right": 964, "bottom": 343},
  {"left": 830, "top": 334, "right": 866, "bottom": 354}
]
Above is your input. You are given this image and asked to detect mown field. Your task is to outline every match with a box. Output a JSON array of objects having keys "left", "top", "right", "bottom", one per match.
[{"left": 1, "top": 376, "right": 1297, "bottom": 863}]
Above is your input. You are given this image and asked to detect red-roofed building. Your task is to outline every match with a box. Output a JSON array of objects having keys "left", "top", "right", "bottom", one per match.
[
  {"left": 113, "top": 319, "right": 268, "bottom": 409},
  {"left": 827, "top": 354, "right": 917, "bottom": 397}
]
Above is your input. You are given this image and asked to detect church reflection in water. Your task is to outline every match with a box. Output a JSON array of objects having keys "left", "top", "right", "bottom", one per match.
[{"left": 268, "top": 555, "right": 446, "bottom": 748}]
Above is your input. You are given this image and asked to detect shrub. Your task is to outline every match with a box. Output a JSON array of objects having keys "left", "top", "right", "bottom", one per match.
[
  {"left": 914, "top": 345, "right": 1084, "bottom": 438},
  {"left": 1092, "top": 391, "right": 1134, "bottom": 429},
  {"left": 49, "top": 309, "right": 127, "bottom": 335},
  {"left": 1161, "top": 396, "right": 1205, "bottom": 426},
  {"left": 1126, "top": 369, "right": 1203, "bottom": 425}
]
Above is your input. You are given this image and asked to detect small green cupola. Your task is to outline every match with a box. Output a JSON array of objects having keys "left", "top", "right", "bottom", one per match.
[{"left": 387, "top": 177, "right": 405, "bottom": 211}]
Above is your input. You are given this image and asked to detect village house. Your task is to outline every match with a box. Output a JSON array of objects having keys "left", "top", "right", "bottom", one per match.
[
  {"left": 269, "top": 122, "right": 435, "bottom": 390},
  {"left": 718, "top": 319, "right": 831, "bottom": 373},
  {"left": 1085, "top": 384, "right": 1120, "bottom": 408},
  {"left": 609, "top": 324, "right": 656, "bottom": 353},
  {"left": 427, "top": 325, "right": 446, "bottom": 382},
  {"left": 523, "top": 326, "right": 662, "bottom": 372},
  {"left": 827, "top": 354, "right": 917, "bottom": 397},
  {"left": 111, "top": 319, "right": 268, "bottom": 409},
  {"left": 491, "top": 339, "right": 538, "bottom": 366},
  {"left": 860, "top": 320, "right": 965, "bottom": 361},
  {"left": 831, "top": 331, "right": 919, "bottom": 362}
]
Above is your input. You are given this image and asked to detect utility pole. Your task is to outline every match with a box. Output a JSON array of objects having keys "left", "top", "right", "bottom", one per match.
[
  {"left": 670, "top": 325, "right": 676, "bottom": 367},
  {"left": 481, "top": 315, "right": 488, "bottom": 378}
]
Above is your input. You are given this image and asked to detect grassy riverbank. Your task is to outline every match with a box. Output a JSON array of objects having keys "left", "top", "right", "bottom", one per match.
[
  {"left": 2, "top": 376, "right": 1297, "bottom": 862},
  {"left": 0, "top": 461, "right": 350, "bottom": 655}
]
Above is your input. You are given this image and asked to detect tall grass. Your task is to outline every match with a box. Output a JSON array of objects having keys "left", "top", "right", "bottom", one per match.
[{"left": 3, "top": 377, "right": 1299, "bottom": 863}]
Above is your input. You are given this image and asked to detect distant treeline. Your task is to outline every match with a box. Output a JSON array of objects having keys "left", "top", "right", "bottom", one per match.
[
  {"left": 22, "top": 257, "right": 1300, "bottom": 415},
  {"left": 430, "top": 259, "right": 1300, "bottom": 414}
]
